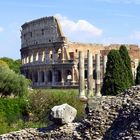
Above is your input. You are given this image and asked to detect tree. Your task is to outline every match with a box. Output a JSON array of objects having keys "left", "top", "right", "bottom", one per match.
[
  {"left": 119, "top": 45, "right": 134, "bottom": 86},
  {"left": 0, "top": 57, "right": 21, "bottom": 74},
  {"left": 0, "top": 60, "right": 9, "bottom": 69},
  {"left": 101, "top": 50, "right": 128, "bottom": 95},
  {"left": 135, "top": 62, "right": 140, "bottom": 85}
]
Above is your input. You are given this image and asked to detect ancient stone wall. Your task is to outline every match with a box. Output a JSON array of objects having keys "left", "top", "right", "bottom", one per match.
[{"left": 1, "top": 86, "right": 140, "bottom": 140}]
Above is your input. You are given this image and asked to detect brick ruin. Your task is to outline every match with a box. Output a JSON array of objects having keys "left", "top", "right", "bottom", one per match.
[{"left": 20, "top": 16, "right": 140, "bottom": 89}]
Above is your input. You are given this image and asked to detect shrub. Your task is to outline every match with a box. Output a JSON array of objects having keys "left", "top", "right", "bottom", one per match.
[
  {"left": 0, "top": 98, "right": 29, "bottom": 134},
  {"left": 0, "top": 64, "right": 30, "bottom": 97},
  {"left": 101, "top": 50, "right": 128, "bottom": 95},
  {"left": 119, "top": 45, "right": 134, "bottom": 86},
  {"left": 28, "top": 89, "right": 84, "bottom": 124}
]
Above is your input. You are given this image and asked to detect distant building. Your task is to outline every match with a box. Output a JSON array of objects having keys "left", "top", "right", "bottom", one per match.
[{"left": 20, "top": 16, "right": 140, "bottom": 88}]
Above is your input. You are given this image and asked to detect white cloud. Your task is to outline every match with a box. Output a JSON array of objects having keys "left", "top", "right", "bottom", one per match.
[
  {"left": 55, "top": 14, "right": 102, "bottom": 42},
  {"left": 0, "top": 27, "right": 4, "bottom": 32},
  {"left": 130, "top": 31, "right": 140, "bottom": 40}
]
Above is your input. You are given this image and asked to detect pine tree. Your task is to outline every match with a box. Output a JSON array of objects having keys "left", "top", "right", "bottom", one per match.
[
  {"left": 101, "top": 50, "right": 128, "bottom": 95},
  {"left": 135, "top": 62, "right": 140, "bottom": 85},
  {"left": 119, "top": 45, "right": 134, "bottom": 86}
]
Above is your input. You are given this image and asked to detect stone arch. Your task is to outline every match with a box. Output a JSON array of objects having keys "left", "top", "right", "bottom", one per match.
[
  {"left": 66, "top": 70, "right": 72, "bottom": 81},
  {"left": 48, "top": 70, "right": 52, "bottom": 82},
  {"left": 40, "top": 71, "right": 45, "bottom": 83},
  {"left": 55, "top": 70, "right": 61, "bottom": 82},
  {"left": 85, "top": 70, "right": 87, "bottom": 79},
  {"left": 34, "top": 71, "right": 38, "bottom": 82}
]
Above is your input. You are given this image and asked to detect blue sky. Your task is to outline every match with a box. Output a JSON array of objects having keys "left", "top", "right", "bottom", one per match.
[{"left": 0, "top": 0, "right": 140, "bottom": 59}]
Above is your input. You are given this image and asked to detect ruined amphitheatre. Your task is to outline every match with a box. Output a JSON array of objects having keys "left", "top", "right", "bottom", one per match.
[{"left": 20, "top": 16, "right": 140, "bottom": 89}]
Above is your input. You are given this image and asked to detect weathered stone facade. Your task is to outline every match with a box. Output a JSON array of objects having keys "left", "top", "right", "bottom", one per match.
[{"left": 20, "top": 16, "right": 140, "bottom": 88}]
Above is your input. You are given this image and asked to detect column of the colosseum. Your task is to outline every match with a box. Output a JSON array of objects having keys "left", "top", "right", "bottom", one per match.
[
  {"left": 45, "top": 49, "right": 50, "bottom": 63},
  {"left": 61, "top": 47, "right": 65, "bottom": 63},
  {"left": 52, "top": 48, "right": 55, "bottom": 63},
  {"left": 87, "top": 51, "right": 94, "bottom": 98},
  {"left": 79, "top": 51, "right": 87, "bottom": 101},
  {"left": 71, "top": 66, "right": 76, "bottom": 85},
  {"left": 95, "top": 54, "right": 102, "bottom": 97},
  {"left": 37, "top": 71, "right": 41, "bottom": 86},
  {"left": 32, "top": 72, "right": 35, "bottom": 84},
  {"left": 61, "top": 69, "right": 65, "bottom": 86},
  {"left": 38, "top": 51, "right": 42, "bottom": 62},
  {"left": 44, "top": 70, "right": 47, "bottom": 84},
  {"left": 52, "top": 70, "right": 55, "bottom": 85},
  {"left": 30, "top": 53, "right": 33, "bottom": 63},
  {"left": 33, "top": 52, "right": 36, "bottom": 63},
  {"left": 42, "top": 51, "right": 45, "bottom": 62},
  {"left": 103, "top": 55, "right": 107, "bottom": 75}
]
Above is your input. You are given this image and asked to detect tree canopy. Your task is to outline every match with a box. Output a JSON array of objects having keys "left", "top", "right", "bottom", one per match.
[
  {"left": 101, "top": 50, "right": 129, "bottom": 95},
  {"left": 0, "top": 62, "right": 30, "bottom": 97},
  {"left": 0, "top": 57, "right": 21, "bottom": 74},
  {"left": 119, "top": 45, "right": 134, "bottom": 86}
]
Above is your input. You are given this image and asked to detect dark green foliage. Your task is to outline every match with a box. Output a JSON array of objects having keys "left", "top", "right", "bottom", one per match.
[
  {"left": 135, "top": 62, "right": 140, "bottom": 85},
  {"left": 0, "top": 57, "right": 21, "bottom": 74},
  {"left": 0, "top": 63, "right": 30, "bottom": 97},
  {"left": 101, "top": 50, "right": 129, "bottom": 95},
  {"left": 0, "top": 98, "right": 28, "bottom": 134},
  {"left": 119, "top": 45, "right": 134, "bottom": 86}
]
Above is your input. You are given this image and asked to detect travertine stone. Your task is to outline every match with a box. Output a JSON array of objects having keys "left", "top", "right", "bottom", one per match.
[
  {"left": 79, "top": 51, "right": 87, "bottom": 101},
  {"left": 87, "top": 51, "right": 94, "bottom": 98},
  {"left": 49, "top": 103, "right": 77, "bottom": 124},
  {"left": 95, "top": 54, "right": 101, "bottom": 97}
]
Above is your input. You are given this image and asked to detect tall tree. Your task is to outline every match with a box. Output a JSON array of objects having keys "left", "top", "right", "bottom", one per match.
[
  {"left": 101, "top": 50, "right": 128, "bottom": 95},
  {"left": 135, "top": 62, "right": 140, "bottom": 85},
  {"left": 119, "top": 45, "right": 134, "bottom": 86}
]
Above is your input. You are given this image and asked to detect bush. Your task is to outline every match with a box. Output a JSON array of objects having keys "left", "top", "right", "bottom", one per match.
[
  {"left": 0, "top": 64, "right": 30, "bottom": 97},
  {"left": 0, "top": 98, "right": 29, "bottom": 134},
  {"left": 28, "top": 89, "right": 84, "bottom": 124}
]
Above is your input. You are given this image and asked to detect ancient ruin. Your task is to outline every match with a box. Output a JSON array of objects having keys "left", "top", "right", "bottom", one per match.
[
  {"left": 1, "top": 85, "right": 140, "bottom": 139},
  {"left": 20, "top": 16, "right": 140, "bottom": 89}
]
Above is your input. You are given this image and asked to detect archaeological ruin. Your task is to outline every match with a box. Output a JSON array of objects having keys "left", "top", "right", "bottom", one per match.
[{"left": 20, "top": 16, "right": 140, "bottom": 89}]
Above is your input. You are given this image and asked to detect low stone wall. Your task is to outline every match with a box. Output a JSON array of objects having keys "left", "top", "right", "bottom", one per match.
[{"left": 1, "top": 86, "right": 140, "bottom": 140}]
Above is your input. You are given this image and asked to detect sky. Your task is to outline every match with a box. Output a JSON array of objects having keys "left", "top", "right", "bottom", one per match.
[{"left": 0, "top": 0, "right": 140, "bottom": 59}]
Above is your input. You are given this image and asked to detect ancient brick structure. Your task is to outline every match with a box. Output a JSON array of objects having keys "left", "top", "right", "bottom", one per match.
[{"left": 20, "top": 16, "right": 140, "bottom": 88}]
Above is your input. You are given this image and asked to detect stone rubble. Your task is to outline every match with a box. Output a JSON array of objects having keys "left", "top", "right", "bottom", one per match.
[
  {"left": 49, "top": 103, "right": 77, "bottom": 125},
  {"left": 1, "top": 86, "right": 140, "bottom": 140}
]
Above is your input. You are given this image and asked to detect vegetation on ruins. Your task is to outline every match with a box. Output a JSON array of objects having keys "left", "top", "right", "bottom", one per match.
[
  {"left": 101, "top": 50, "right": 129, "bottom": 95},
  {"left": 119, "top": 45, "right": 134, "bottom": 86},
  {"left": 0, "top": 57, "right": 21, "bottom": 74},
  {"left": 0, "top": 89, "right": 84, "bottom": 134},
  {"left": 135, "top": 62, "right": 140, "bottom": 85}
]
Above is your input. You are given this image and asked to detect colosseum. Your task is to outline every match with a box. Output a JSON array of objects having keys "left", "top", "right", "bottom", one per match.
[{"left": 20, "top": 16, "right": 140, "bottom": 89}]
